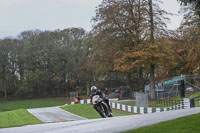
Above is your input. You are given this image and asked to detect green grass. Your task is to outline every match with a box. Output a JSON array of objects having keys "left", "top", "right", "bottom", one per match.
[
  {"left": 123, "top": 113, "right": 200, "bottom": 133},
  {"left": 112, "top": 108, "right": 135, "bottom": 116},
  {"left": 61, "top": 104, "right": 101, "bottom": 119},
  {"left": 0, "top": 97, "right": 69, "bottom": 111},
  {"left": 187, "top": 92, "right": 200, "bottom": 98},
  {"left": 120, "top": 101, "right": 136, "bottom": 106},
  {"left": 61, "top": 104, "right": 134, "bottom": 119},
  {"left": 0, "top": 109, "right": 42, "bottom": 128}
]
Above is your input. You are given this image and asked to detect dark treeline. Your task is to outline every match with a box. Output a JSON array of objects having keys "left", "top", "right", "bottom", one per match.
[
  {"left": 0, "top": 28, "right": 90, "bottom": 99},
  {"left": 1, "top": 0, "right": 200, "bottom": 100},
  {"left": 0, "top": 28, "right": 130, "bottom": 99}
]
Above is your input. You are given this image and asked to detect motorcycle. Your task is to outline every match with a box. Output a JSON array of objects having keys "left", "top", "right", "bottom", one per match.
[{"left": 92, "top": 95, "right": 113, "bottom": 118}]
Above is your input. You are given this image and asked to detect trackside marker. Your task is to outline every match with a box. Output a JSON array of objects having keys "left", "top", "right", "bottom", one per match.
[{"left": 59, "top": 118, "right": 62, "bottom": 122}]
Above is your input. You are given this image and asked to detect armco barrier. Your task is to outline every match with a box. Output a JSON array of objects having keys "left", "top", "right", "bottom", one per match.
[{"left": 69, "top": 98, "right": 190, "bottom": 114}]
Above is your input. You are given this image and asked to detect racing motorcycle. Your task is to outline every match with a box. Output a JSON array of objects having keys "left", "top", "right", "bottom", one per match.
[{"left": 92, "top": 95, "right": 113, "bottom": 118}]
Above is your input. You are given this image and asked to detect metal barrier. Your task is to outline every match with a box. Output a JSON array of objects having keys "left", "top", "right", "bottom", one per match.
[
  {"left": 192, "top": 96, "right": 200, "bottom": 107},
  {"left": 157, "top": 99, "right": 181, "bottom": 109}
]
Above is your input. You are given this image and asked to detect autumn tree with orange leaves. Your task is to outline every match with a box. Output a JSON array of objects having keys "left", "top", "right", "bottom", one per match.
[{"left": 90, "top": 0, "right": 172, "bottom": 99}]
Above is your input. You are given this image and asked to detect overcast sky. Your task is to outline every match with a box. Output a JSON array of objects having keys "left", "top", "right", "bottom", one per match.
[{"left": 0, "top": 0, "right": 182, "bottom": 39}]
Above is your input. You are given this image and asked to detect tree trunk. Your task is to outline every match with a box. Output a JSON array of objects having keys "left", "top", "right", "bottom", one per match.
[
  {"left": 138, "top": 66, "right": 144, "bottom": 91},
  {"left": 150, "top": 64, "right": 155, "bottom": 99},
  {"left": 148, "top": 0, "right": 155, "bottom": 100},
  {"left": 127, "top": 72, "right": 134, "bottom": 98},
  {"left": 86, "top": 82, "right": 90, "bottom": 96},
  {"left": 4, "top": 88, "right": 7, "bottom": 100},
  {"left": 148, "top": 0, "right": 154, "bottom": 41}
]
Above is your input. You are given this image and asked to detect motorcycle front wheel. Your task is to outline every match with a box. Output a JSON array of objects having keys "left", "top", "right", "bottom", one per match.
[
  {"left": 96, "top": 105, "right": 106, "bottom": 118},
  {"left": 101, "top": 102, "right": 113, "bottom": 117}
]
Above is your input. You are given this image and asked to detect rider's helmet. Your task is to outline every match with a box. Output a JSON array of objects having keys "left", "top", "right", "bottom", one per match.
[{"left": 91, "top": 86, "right": 97, "bottom": 95}]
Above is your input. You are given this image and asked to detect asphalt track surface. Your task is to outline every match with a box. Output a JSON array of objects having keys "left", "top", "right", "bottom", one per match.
[
  {"left": 27, "top": 107, "right": 86, "bottom": 122},
  {"left": 1, "top": 107, "right": 200, "bottom": 133}
]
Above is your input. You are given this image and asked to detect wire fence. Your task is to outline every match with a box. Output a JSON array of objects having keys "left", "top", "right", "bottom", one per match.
[
  {"left": 144, "top": 74, "right": 200, "bottom": 100},
  {"left": 135, "top": 92, "right": 148, "bottom": 107}
]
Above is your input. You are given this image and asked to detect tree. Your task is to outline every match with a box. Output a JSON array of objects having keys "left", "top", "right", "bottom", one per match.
[
  {"left": 178, "top": 0, "right": 200, "bottom": 17},
  {"left": 19, "top": 28, "right": 88, "bottom": 97},
  {"left": 0, "top": 28, "right": 89, "bottom": 99},
  {"left": 91, "top": 0, "right": 151, "bottom": 93},
  {"left": 172, "top": 4, "right": 200, "bottom": 75},
  {"left": 148, "top": 0, "right": 156, "bottom": 99},
  {"left": 0, "top": 39, "right": 20, "bottom": 99},
  {"left": 91, "top": 0, "right": 170, "bottom": 99}
]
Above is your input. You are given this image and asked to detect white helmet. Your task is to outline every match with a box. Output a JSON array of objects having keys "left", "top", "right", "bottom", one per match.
[{"left": 91, "top": 86, "right": 97, "bottom": 94}]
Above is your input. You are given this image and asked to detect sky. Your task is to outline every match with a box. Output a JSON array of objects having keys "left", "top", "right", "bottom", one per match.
[{"left": 0, "top": 0, "right": 182, "bottom": 39}]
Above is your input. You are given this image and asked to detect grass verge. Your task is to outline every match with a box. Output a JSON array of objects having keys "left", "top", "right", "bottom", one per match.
[
  {"left": 123, "top": 113, "right": 200, "bottom": 133},
  {"left": 61, "top": 104, "right": 134, "bottom": 119},
  {"left": 0, "top": 97, "right": 69, "bottom": 111},
  {"left": 0, "top": 109, "right": 42, "bottom": 128}
]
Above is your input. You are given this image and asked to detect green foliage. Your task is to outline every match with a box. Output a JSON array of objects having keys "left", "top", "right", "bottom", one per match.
[
  {"left": 0, "top": 109, "right": 42, "bottom": 128},
  {"left": 124, "top": 113, "right": 200, "bottom": 133},
  {"left": 0, "top": 39, "right": 19, "bottom": 99},
  {"left": 0, "top": 28, "right": 89, "bottom": 99}
]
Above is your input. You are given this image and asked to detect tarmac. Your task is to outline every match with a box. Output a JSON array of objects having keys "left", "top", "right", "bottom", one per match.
[{"left": 27, "top": 107, "right": 86, "bottom": 123}]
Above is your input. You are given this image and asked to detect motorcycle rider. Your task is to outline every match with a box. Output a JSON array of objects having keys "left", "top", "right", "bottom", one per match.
[{"left": 90, "top": 86, "right": 112, "bottom": 112}]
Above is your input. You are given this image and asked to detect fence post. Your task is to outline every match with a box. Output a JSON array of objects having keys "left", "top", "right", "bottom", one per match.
[
  {"left": 190, "top": 98, "right": 195, "bottom": 108},
  {"left": 180, "top": 80, "right": 185, "bottom": 98},
  {"left": 182, "top": 98, "right": 184, "bottom": 109},
  {"left": 178, "top": 100, "right": 181, "bottom": 109},
  {"left": 175, "top": 100, "right": 177, "bottom": 110}
]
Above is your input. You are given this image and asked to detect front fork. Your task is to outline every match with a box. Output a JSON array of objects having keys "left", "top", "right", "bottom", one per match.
[{"left": 94, "top": 104, "right": 106, "bottom": 118}]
